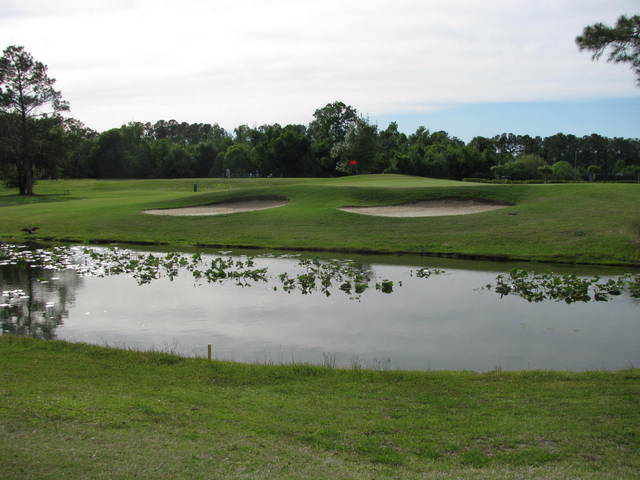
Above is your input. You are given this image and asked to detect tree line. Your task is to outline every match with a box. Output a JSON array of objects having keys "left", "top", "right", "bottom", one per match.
[
  {"left": 3, "top": 11, "right": 640, "bottom": 196},
  {"left": 2, "top": 101, "right": 639, "bottom": 184}
]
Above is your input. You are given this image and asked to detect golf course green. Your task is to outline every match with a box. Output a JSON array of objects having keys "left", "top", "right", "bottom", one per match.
[{"left": 0, "top": 174, "right": 638, "bottom": 265}]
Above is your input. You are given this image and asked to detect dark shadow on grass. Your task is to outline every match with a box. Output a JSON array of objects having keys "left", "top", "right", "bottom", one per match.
[{"left": 0, "top": 194, "right": 85, "bottom": 207}]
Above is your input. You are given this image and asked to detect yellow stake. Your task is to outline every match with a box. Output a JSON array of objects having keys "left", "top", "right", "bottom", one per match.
[{"left": 207, "top": 344, "right": 212, "bottom": 362}]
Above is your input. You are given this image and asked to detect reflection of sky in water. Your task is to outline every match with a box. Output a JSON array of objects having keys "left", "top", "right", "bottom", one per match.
[{"left": 21, "top": 255, "right": 636, "bottom": 372}]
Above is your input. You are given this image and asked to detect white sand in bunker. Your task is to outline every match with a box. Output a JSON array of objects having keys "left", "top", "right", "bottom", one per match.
[
  {"left": 339, "top": 199, "right": 508, "bottom": 217},
  {"left": 143, "top": 198, "right": 288, "bottom": 216}
]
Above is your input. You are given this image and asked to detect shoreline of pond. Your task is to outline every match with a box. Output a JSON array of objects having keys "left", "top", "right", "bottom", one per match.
[
  {"left": 3, "top": 334, "right": 640, "bottom": 375},
  {"left": 3, "top": 234, "right": 640, "bottom": 269},
  {"left": 3, "top": 336, "right": 640, "bottom": 478}
]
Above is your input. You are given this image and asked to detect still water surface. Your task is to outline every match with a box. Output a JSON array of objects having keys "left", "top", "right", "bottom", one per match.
[{"left": 1, "top": 248, "right": 638, "bottom": 371}]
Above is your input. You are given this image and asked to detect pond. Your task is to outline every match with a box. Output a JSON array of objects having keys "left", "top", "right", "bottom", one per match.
[{"left": 1, "top": 243, "right": 638, "bottom": 371}]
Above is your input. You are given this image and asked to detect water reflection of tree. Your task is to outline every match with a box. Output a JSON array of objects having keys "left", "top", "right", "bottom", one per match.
[{"left": 0, "top": 264, "right": 82, "bottom": 339}]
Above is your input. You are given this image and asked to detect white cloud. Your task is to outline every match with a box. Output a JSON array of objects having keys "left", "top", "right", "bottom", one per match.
[{"left": 1, "top": 0, "right": 637, "bottom": 131}]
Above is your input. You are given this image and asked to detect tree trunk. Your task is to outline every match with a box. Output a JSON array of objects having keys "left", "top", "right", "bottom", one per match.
[
  {"left": 20, "top": 111, "right": 33, "bottom": 195},
  {"left": 15, "top": 161, "right": 26, "bottom": 195},
  {"left": 23, "top": 157, "right": 33, "bottom": 195}
]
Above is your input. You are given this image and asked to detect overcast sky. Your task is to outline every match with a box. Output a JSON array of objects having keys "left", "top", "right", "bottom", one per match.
[{"left": 1, "top": 0, "right": 638, "bottom": 139}]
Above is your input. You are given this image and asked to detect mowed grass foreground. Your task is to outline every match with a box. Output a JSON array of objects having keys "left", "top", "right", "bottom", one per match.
[
  {"left": 1, "top": 336, "right": 639, "bottom": 480},
  {"left": 0, "top": 174, "right": 639, "bottom": 265}
]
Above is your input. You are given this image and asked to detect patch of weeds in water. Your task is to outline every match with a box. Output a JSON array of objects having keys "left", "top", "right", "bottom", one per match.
[
  {"left": 4, "top": 243, "right": 637, "bottom": 307},
  {"left": 375, "top": 280, "right": 394, "bottom": 294},
  {"left": 487, "top": 268, "right": 637, "bottom": 303},
  {"left": 627, "top": 274, "right": 640, "bottom": 298},
  {"left": 368, "top": 357, "right": 393, "bottom": 371},
  {"left": 1, "top": 243, "right": 452, "bottom": 302},
  {"left": 275, "top": 257, "right": 375, "bottom": 300},
  {"left": 412, "top": 267, "right": 445, "bottom": 279},
  {"left": 82, "top": 247, "right": 268, "bottom": 288},
  {"left": 322, "top": 352, "right": 337, "bottom": 368},
  {"left": 0, "top": 243, "right": 95, "bottom": 274}
]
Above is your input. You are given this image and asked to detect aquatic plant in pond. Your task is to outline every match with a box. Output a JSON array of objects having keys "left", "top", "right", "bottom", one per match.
[
  {"left": 629, "top": 275, "right": 640, "bottom": 298},
  {"left": 0, "top": 244, "right": 97, "bottom": 274},
  {"left": 412, "top": 267, "right": 446, "bottom": 278},
  {"left": 488, "top": 268, "right": 640, "bottom": 303},
  {"left": 85, "top": 248, "right": 382, "bottom": 298},
  {"left": 277, "top": 258, "right": 374, "bottom": 299},
  {"left": 84, "top": 248, "right": 269, "bottom": 287},
  {"left": 0, "top": 244, "right": 396, "bottom": 300},
  {"left": 375, "top": 280, "right": 395, "bottom": 294},
  {"left": 1, "top": 243, "right": 639, "bottom": 305}
]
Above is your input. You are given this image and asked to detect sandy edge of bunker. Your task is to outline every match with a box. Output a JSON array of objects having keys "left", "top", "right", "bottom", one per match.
[
  {"left": 338, "top": 199, "right": 509, "bottom": 217},
  {"left": 144, "top": 198, "right": 288, "bottom": 216}
]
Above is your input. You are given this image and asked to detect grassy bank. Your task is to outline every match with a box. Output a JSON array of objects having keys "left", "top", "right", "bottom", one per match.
[
  {"left": 0, "top": 336, "right": 638, "bottom": 479},
  {"left": 0, "top": 175, "right": 639, "bottom": 265}
]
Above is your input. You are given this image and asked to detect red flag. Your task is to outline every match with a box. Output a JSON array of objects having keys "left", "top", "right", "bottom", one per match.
[{"left": 349, "top": 160, "right": 358, "bottom": 166}]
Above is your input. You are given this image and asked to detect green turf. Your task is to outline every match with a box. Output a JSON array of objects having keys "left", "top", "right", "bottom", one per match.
[
  {"left": 0, "top": 174, "right": 638, "bottom": 265},
  {"left": 1, "top": 336, "right": 638, "bottom": 479}
]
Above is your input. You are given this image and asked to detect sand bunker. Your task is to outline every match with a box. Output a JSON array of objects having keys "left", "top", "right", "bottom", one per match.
[
  {"left": 339, "top": 199, "right": 508, "bottom": 217},
  {"left": 144, "top": 198, "right": 287, "bottom": 216}
]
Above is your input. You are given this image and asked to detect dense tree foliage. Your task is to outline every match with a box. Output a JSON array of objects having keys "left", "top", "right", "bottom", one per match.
[
  {"left": 1, "top": 98, "right": 639, "bottom": 185},
  {"left": 0, "top": 46, "right": 69, "bottom": 194},
  {"left": 576, "top": 14, "right": 640, "bottom": 85}
]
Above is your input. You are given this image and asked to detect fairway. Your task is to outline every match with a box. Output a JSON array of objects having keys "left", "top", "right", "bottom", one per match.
[{"left": 0, "top": 174, "right": 638, "bottom": 265}]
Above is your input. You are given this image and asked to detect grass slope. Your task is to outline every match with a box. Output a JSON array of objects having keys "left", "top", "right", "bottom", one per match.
[
  {"left": 1, "top": 336, "right": 638, "bottom": 479},
  {"left": 0, "top": 174, "right": 638, "bottom": 265}
]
